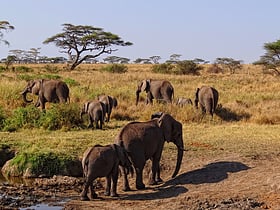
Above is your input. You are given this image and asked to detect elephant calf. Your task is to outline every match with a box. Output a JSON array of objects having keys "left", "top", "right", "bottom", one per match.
[
  {"left": 80, "top": 101, "right": 106, "bottom": 129},
  {"left": 176, "top": 97, "right": 193, "bottom": 107},
  {"left": 97, "top": 95, "right": 118, "bottom": 122},
  {"left": 80, "top": 144, "right": 133, "bottom": 201}
]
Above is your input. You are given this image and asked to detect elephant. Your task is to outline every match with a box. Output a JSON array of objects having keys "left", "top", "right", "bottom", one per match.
[
  {"left": 115, "top": 113, "right": 184, "bottom": 191},
  {"left": 176, "top": 97, "right": 193, "bottom": 107},
  {"left": 194, "top": 86, "right": 219, "bottom": 118},
  {"left": 80, "top": 144, "right": 133, "bottom": 201},
  {"left": 21, "top": 79, "right": 70, "bottom": 110},
  {"left": 80, "top": 100, "right": 106, "bottom": 129},
  {"left": 98, "top": 95, "right": 118, "bottom": 122},
  {"left": 136, "top": 79, "right": 174, "bottom": 105}
]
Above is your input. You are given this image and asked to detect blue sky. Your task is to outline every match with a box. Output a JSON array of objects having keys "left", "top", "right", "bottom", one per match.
[{"left": 1, "top": 0, "right": 280, "bottom": 63}]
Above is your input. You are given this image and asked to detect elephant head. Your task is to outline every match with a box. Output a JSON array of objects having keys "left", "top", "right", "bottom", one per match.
[
  {"left": 21, "top": 79, "right": 41, "bottom": 103},
  {"left": 136, "top": 79, "right": 150, "bottom": 105},
  {"left": 158, "top": 113, "right": 184, "bottom": 178}
]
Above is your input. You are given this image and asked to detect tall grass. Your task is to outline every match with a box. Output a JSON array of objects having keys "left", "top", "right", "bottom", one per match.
[{"left": 0, "top": 63, "right": 280, "bottom": 176}]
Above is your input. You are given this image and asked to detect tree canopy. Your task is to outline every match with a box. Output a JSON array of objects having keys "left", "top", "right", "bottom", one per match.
[
  {"left": 0, "top": 21, "right": 14, "bottom": 46},
  {"left": 254, "top": 39, "right": 280, "bottom": 75},
  {"left": 43, "top": 23, "right": 133, "bottom": 70}
]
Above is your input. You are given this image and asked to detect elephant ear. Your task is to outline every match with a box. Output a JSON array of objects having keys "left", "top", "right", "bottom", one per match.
[
  {"left": 158, "top": 113, "right": 173, "bottom": 142},
  {"left": 140, "top": 80, "right": 150, "bottom": 92},
  {"left": 84, "top": 102, "right": 90, "bottom": 112}
]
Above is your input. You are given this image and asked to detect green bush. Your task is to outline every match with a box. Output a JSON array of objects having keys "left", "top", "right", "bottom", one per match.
[
  {"left": 39, "top": 103, "right": 82, "bottom": 130},
  {"left": 44, "top": 64, "right": 60, "bottom": 73},
  {"left": 0, "top": 106, "right": 6, "bottom": 130},
  {"left": 14, "top": 66, "right": 33, "bottom": 73},
  {"left": 10, "top": 151, "right": 74, "bottom": 177},
  {"left": 151, "top": 63, "right": 174, "bottom": 74},
  {"left": 173, "top": 60, "right": 203, "bottom": 75},
  {"left": 100, "top": 64, "right": 128, "bottom": 73},
  {"left": 2, "top": 104, "right": 82, "bottom": 131},
  {"left": 3, "top": 106, "right": 41, "bottom": 131},
  {"left": 64, "top": 78, "right": 79, "bottom": 86}
]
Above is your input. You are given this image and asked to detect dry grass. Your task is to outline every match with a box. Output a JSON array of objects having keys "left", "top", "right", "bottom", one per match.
[{"left": 0, "top": 63, "right": 280, "bottom": 159}]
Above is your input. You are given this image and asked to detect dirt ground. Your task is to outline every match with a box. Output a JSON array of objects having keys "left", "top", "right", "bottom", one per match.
[{"left": 1, "top": 151, "right": 280, "bottom": 210}]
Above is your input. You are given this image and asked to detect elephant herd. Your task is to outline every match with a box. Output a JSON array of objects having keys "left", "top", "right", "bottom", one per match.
[{"left": 20, "top": 78, "right": 219, "bottom": 200}]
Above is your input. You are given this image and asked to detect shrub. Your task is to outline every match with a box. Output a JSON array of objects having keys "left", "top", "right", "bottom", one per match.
[
  {"left": 3, "top": 106, "right": 41, "bottom": 131},
  {"left": 64, "top": 78, "right": 79, "bottom": 86},
  {"left": 0, "top": 106, "right": 6, "bottom": 130},
  {"left": 100, "top": 64, "right": 128, "bottom": 73},
  {"left": 44, "top": 64, "right": 60, "bottom": 73},
  {"left": 151, "top": 63, "right": 174, "bottom": 74},
  {"left": 207, "top": 63, "right": 223, "bottom": 73},
  {"left": 14, "top": 66, "right": 33, "bottom": 73},
  {"left": 39, "top": 103, "right": 82, "bottom": 130},
  {"left": 173, "top": 60, "right": 203, "bottom": 75}
]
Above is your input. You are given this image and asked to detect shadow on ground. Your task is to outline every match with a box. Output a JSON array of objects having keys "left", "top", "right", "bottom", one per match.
[
  {"left": 164, "top": 161, "right": 250, "bottom": 186},
  {"left": 123, "top": 161, "right": 250, "bottom": 201}
]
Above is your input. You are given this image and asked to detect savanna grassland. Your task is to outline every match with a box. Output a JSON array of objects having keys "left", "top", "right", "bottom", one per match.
[{"left": 0, "top": 64, "right": 280, "bottom": 209}]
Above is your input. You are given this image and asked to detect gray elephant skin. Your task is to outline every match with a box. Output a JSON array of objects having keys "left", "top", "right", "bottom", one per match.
[
  {"left": 98, "top": 95, "right": 118, "bottom": 122},
  {"left": 195, "top": 86, "right": 219, "bottom": 117},
  {"left": 176, "top": 97, "right": 193, "bottom": 107},
  {"left": 80, "top": 100, "right": 106, "bottom": 129},
  {"left": 136, "top": 79, "right": 174, "bottom": 105},
  {"left": 80, "top": 144, "right": 133, "bottom": 201},
  {"left": 115, "top": 113, "right": 184, "bottom": 191},
  {"left": 21, "top": 79, "right": 70, "bottom": 109}
]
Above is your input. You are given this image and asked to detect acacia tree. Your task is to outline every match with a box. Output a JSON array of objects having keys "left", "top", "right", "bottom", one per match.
[
  {"left": 0, "top": 21, "right": 14, "bottom": 46},
  {"left": 254, "top": 39, "right": 280, "bottom": 75},
  {"left": 43, "top": 23, "right": 133, "bottom": 70}
]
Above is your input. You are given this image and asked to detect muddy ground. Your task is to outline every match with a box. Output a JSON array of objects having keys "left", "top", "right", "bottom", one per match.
[{"left": 1, "top": 151, "right": 280, "bottom": 210}]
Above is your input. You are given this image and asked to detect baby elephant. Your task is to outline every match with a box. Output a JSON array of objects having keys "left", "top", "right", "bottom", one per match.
[
  {"left": 80, "top": 144, "right": 133, "bottom": 201},
  {"left": 176, "top": 97, "right": 193, "bottom": 107},
  {"left": 80, "top": 101, "right": 106, "bottom": 129}
]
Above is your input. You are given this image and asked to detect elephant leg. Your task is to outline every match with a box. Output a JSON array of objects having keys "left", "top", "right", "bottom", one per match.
[
  {"left": 111, "top": 167, "right": 119, "bottom": 197},
  {"left": 87, "top": 116, "right": 94, "bottom": 128},
  {"left": 135, "top": 166, "right": 145, "bottom": 190},
  {"left": 80, "top": 177, "right": 92, "bottom": 201},
  {"left": 120, "top": 166, "right": 131, "bottom": 191},
  {"left": 90, "top": 182, "right": 98, "bottom": 199},
  {"left": 149, "top": 158, "right": 161, "bottom": 185},
  {"left": 104, "top": 175, "right": 111, "bottom": 196}
]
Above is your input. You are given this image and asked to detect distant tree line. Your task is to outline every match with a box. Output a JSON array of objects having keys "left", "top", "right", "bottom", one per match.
[{"left": 1, "top": 20, "right": 280, "bottom": 75}]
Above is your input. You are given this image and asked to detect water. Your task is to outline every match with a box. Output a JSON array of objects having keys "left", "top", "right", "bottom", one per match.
[
  {"left": 0, "top": 170, "right": 66, "bottom": 210},
  {"left": 20, "top": 203, "right": 64, "bottom": 210}
]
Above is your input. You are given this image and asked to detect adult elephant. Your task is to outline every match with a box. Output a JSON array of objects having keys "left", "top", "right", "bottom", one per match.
[
  {"left": 21, "top": 79, "right": 70, "bottom": 110},
  {"left": 194, "top": 85, "right": 219, "bottom": 118},
  {"left": 80, "top": 101, "right": 106, "bottom": 129},
  {"left": 115, "top": 113, "right": 184, "bottom": 191},
  {"left": 98, "top": 95, "right": 117, "bottom": 122},
  {"left": 136, "top": 79, "right": 174, "bottom": 105},
  {"left": 80, "top": 144, "right": 133, "bottom": 201}
]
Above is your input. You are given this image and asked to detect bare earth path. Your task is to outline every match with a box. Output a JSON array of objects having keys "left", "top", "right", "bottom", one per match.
[
  {"left": 64, "top": 153, "right": 280, "bottom": 210},
  {"left": 1, "top": 152, "right": 280, "bottom": 209}
]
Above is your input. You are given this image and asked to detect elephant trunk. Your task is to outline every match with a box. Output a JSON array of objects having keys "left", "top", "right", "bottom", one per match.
[
  {"left": 172, "top": 144, "right": 184, "bottom": 178},
  {"left": 21, "top": 90, "right": 33, "bottom": 103},
  {"left": 136, "top": 90, "right": 140, "bottom": 106}
]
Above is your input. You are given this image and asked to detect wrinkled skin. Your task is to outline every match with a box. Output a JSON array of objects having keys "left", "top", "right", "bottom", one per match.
[
  {"left": 176, "top": 97, "right": 193, "bottom": 107},
  {"left": 115, "top": 113, "right": 184, "bottom": 191},
  {"left": 21, "top": 79, "right": 69, "bottom": 109},
  {"left": 194, "top": 86, "right": 219, "bottom": 118},
  {"left": 98, "top": 95, "right": 118, "bottom": 122},
  {"left": 80, "top": 101, "right": 106, "bottom": 129},
  {"left": 136, "top": 79, "right": 174, "bottom": 105},
  {"left": 80, "top": 144, "right": 133, "bottom": 201}
]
